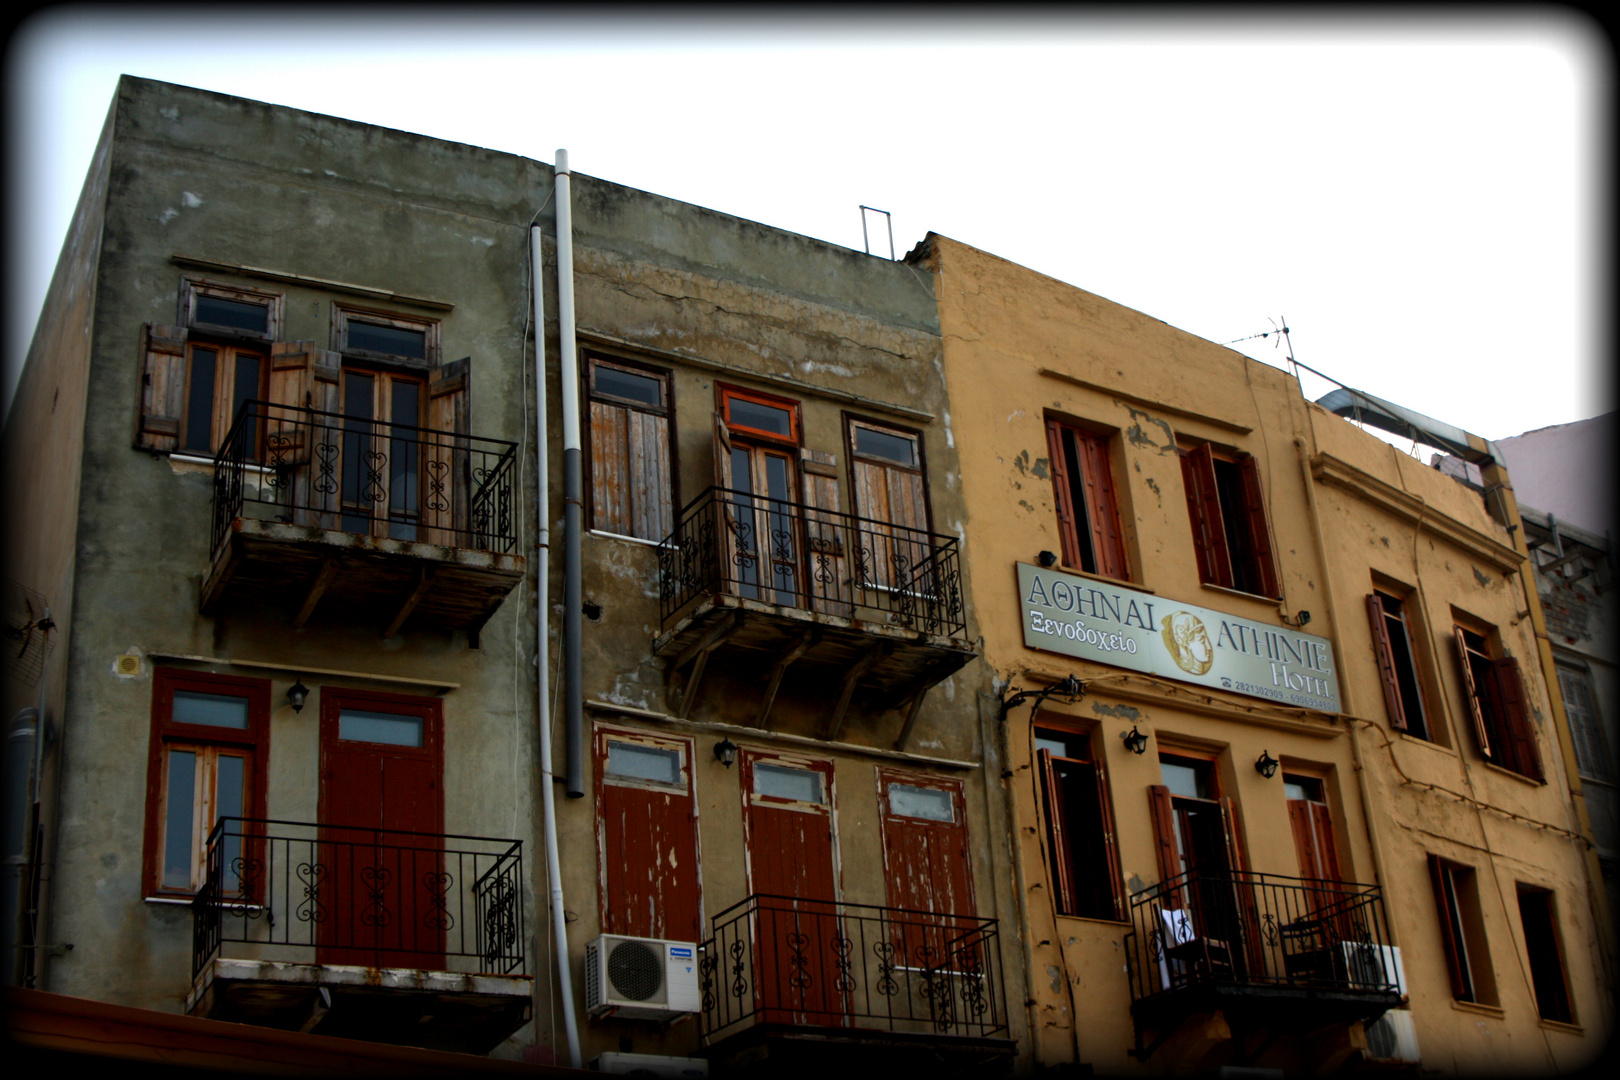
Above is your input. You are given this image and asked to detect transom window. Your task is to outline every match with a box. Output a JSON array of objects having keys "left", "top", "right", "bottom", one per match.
[
  {"left": 755, "top": 762, "right": 824, "bottom": 804},
  {"left": 888, "top": 783, "right": 955, "bottom": 822},
  {"left": 721, "top": 385, "right": 799, "bottom": 444},
  {"left": 606, "top": 740, "right": 684, "bottom": 786},
  {"left": 334, "top": 306, "right": 439, "bottom": 369}
]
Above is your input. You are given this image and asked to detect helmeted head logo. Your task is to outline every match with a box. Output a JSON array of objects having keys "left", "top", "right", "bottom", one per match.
[{"left": 1161, "top": 611, "right": 1214, "bottom": 675}]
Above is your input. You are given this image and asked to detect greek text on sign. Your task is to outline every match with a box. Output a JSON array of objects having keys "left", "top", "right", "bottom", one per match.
[{"left": 1017, "top": 563, "right": 1341, "bottom": 713}]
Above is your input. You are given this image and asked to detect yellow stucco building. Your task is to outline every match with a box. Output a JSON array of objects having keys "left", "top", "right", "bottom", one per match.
[{"left": 913, "top": 234, "right": 1612, "bottom": 1075}]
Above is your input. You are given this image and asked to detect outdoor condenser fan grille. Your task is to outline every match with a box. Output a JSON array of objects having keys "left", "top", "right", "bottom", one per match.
[
  {"left": 3, "top": 579, "right": 55, "bottom": 690},
  {"left": 606, "top": 939, "right": 664, "bottom": 1001}
]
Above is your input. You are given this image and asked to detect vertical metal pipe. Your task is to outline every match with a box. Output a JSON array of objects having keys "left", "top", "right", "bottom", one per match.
[
  {"left": 530, "top": 223, "right": 580, "bottom": 1068},
  {"left": 555, "top": 151, "right": 585, "bottom": 800}
]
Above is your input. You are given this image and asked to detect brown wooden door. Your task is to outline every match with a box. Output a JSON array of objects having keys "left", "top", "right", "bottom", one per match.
[
  {"left": 877, "top": 770, "right": 976, "bottom": 974},
  {"left": 595, "top": 729, "right": 703, "bottom": 944},
  {"left": 742, "top": 752, "right": 842, "bottom": 1026},
  {"left": 318, "top": 689, "right": 444, "bottom": 969}
]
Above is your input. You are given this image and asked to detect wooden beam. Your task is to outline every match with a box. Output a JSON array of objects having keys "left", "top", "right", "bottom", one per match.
[
  {"left": 827, "top": 642, "right": 893, "bottom": 741},
  {"left": 754, "top": 628, "right": 819, "bottom": 729},
  {"left": 384, "top": 566, "right": 436, "bottom": 638},
  {"left": 892, "top": 687, "right": 930, "bottom": 751},
  {"left": 293, "top": 556, "right": 340, "bottom": 629},
  {"left": 670, "top": 610, "right": 745, "bottom": 719}
]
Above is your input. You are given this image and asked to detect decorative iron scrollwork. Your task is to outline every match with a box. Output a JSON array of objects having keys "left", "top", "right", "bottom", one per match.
[{"left": 423, "top": 869, "right": 455, "bottom": 931}]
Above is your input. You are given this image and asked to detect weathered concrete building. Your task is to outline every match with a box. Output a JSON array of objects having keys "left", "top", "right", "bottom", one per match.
[
  {"left": 913, "top": 233, "right": 1612, "bottom": 1075},
  {"left": 4, "top": 77, "right": 1023, "bottom": 1074}
]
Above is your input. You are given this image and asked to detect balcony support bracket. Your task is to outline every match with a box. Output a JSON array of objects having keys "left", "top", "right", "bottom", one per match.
[
  {"left": 294, "top": 556, "right": 341, "bottom": 629},
  {"left": 892, "top": 687, "right": 929, "bottom": 751},
  {"left": 754, "top": 628, "right": 819, "bottom": 729},
  {"left": 827, "top": 642, "right": 893, "bottom": 741},
  {"left": 669, "top": 609, "right": 745, "bottom": 719},
  {"left": 385, "top": 565, "right": 437, "bottom": 638}
]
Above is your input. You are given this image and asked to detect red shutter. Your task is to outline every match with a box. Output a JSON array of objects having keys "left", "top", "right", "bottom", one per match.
[
  {"left": 1492, "top": 656, "right": 1543, "bottom": 782},
  {"left": 1182, "top": 445, "right": 1232, "bottom": 588},
  {"left": 136, "top": 324, "right": 188, "bottom": 452},
  {"left": 1238, "top": 454, "right": 1280, "bottom": 598},
  {"left": 1076, "top": 429, "right": 1129, "bottom": 579},
  {"left": 1366, "top": 594, "right": 1409, "bottom": 730},
  {"left": 1429, "top": 854, "right": 1469, "bottom": 1000},
  {"left": 1148, "top": 784, "right": 1181, "bottom": 891},
  {"left": 1454, "top": 626, "right": 1493, "bottom": 759},
  {"left": 1039, "top": 749, "right": 1077, "bottom": 915},
  {"left": 1045, "top": 419, "right": 1082, "bottom": 569}
]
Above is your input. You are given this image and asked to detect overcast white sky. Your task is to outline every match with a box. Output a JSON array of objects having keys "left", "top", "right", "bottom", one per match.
[{"left": 5, "top": 8, "right": 1611, "bottom": 446}]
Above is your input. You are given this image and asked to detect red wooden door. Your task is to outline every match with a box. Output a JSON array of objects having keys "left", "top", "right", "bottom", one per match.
[
  {"left": 595, "top": 729, "right": 703, "bottom": 944},
  {"left": 877, "top": 770, "right": 976, "bottom": 972},
  {"left": 318, "top": 690, "right": 444, "bottom": 969},
  {"left": 742, "top": 752, "right": 842, "bottom": 1026}
]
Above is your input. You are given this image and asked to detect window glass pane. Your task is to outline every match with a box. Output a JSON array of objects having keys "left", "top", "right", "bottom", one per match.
[
  {"left": 607, "top": 741, "right": 682, "bottom": 784},
  {"left": 855, "top": 426, "right": 917, "bottom": 467},
  {"left": 163, "top": 749, "right": 197, "bottom": 888},
  {"left": 889, "top": 783, "right": 954, "bottom": 822},
  {"left": 755, "top": 763, "right": 823, "bottom": 803},
  {"left": 594, "top": 364, "right": 663, "bottom": 407},
  {"left": 195, "top": 294, "right": 269, "bottom": 334},
  {"left": 1160, "top": 757, "right": 1210, "bottom": 800},
  {"left": 728, "top": 397, "right": 792, "bottom": 437},
  {"left": 217, "top": 754, "right": 245, "bottom": 893},
  {"left": 173, "top": 690, "right": 250, "bottom": 729},
  {"left": 232, "top": 352, "right": 262, "bottom": 429},
  {"left": 347, "top": 320, "right": 426, "bottom": 359},
  {"left": 1034, "top": 735, "right": 1069, "bottom": 758},
  {"left": 185, "top": 348, "right": 218, "bottom": 454},
  {"left": 339, "top": 709, "right": 423, "bottom": 746}
]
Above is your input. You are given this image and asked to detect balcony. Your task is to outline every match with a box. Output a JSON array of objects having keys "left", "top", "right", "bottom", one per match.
[
  {"left": 188, "top": 818, "right": 529, "bottom": 1054},
  {"left": 202, "top": 402, "right": 524, "bottom": 637},
  {"left": 655, "top": 487, "right": 976, "bottom": 736},
  {"left": 697, "top": 895, "right": 1013, "bottom": 1075},
  {"left": 1123, "top": 871, "right": 1403, "bottom": 1059}
]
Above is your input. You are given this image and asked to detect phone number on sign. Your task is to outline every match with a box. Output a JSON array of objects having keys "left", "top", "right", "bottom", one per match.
[{"left": 1225, "top": 679, "right": 1329, "bottom": 709}]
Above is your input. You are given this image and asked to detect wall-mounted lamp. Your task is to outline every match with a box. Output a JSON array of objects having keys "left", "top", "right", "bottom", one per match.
[
  {"left": 1121, "top": 725, "right": 1150, "bottom": 755},
  {"left": 1036, "top": 550, "right": 1058, "bottom": 568},
  {"left": 1254, "top": 750, "right": 1280, "bottom": 779},
  {"left": 286, "top": 678, "right": 309, "bottom": 713},
  {"left": 713, "top": 738, "right": 739, "bottom": 768},
  {"left": 1295, "top": 610, "right": 1311, "bottom": 627}
]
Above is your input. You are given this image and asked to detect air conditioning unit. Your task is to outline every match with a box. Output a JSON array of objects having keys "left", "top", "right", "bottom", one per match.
[
  {"left": 592, "top": 1051, "right": 710, "bottom": 1076},
  {"left": 1338, "top": 942, "right": 1407, "bottom": 998},
  {"left": 585, "top": 934, "right": 700, "bottom": 1020},
  {"left": 1364, "top": 1009, "right": 1421, "bottom": 1062}
]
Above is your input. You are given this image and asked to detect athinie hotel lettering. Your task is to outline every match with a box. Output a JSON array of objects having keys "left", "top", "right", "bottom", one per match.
[{"left": 1017, "top": 563, "right": 1342, "bottom": 713}]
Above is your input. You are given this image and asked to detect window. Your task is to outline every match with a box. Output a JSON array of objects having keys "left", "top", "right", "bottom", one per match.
[
  {"left": 1558, "top": 665, "right": 1609, "bottom": 782},
  {"left": 1179, "top": 442, "right": 1278, "bottom": 598},
  {"left": 137, "top": 282, "right": 282, "bottom": 456},
  {"left": 143, "top": 669, "right": 270, "bottom": 897},
  {"left": 595, "top": 728, "right": 701, "bottom": 942},
  {"left": 1045, "top": 418, "right": 1128, "bottom": 579},
  {"left": 1035, "top": 728, "right": 1123, "bottom": 920},
  {"left": 334, "top": 306, "right": 439, "bottom": 370},
  {"left": 587, "top": 355, "right": 674, "bottom": 541},
  {"left": 1516, "top": 885, "right": 1574, "bottom": 1023},
  {"left": 1428, "top": 855, "right": 1497, "bottom": 1004},
  {"left": 849, "top": 416, "right": 932, "bottom": 591},
  {"left": 717, "top": 386, "right": 803, "bottom": 605},
  {"left": 1367, "top": 588, "right": 1436, "bottom": 741},
  {"left": 1454, "top": 622, "right": 1544, "bottom": 781}
]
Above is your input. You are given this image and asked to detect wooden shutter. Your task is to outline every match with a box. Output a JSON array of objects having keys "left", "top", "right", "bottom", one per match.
[
  {"left": 1287, "top": 797, "right": 1343, "bottom": 882},
  {"left": 1046, "top": 420, "right": 1083, "bottom": 569},
  {"left": 1490, "top": 656, "right": 1543, "bottom": 781},
  {"left": 1428, "top": 854, "right": 1470, "bottom": 999},
  {"left": 801, "top": 448, "right": 849, "bottom": 618},
  {"left": 426, "top": 359, "right": 470, "bottom": 546},
  {"left": 1367, "top": 594, "right": 1410, "bottom": 730},
  {"left": 1218, "top": 795, "right": 1247, "bottom": 875},
  {"left": 1181, "top": 445, "right": 1232, "bottom": 588},
  {"left": 1148, "top": 784, "right": 1181, "bottom": 891},
  {"left": 1075, "top": 429, "right": 1129, "bottom": 579},
  {"left": 1039, "top": 749, "right": 1078, "bottom": 915},
  {"left": 1453, "top": 626, "right": 1493, "bottom": 759},
  {"left": 1092, "top": 758, "right": 1125, "bottom": 920},
  {"left": 136, "top": 324, "right": 188, "bottom": 452},
  {"left": 1238, "top": 454, "right": 1280, "bottom": 598}
]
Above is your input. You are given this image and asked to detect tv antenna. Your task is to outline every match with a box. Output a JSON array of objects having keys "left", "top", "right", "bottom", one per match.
[
  {"left": 4, "top": 578, "right": 56, "bottom": 689},
  {"left": 1225, "top": 316, "right": 1298, "bottom": 381},
  {"left": 860, "top": 206, "right": 895, "bottom": 260}
]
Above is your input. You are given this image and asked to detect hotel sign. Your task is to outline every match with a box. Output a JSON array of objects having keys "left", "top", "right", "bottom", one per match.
[{"left": 1017, "top": 563, "right": 1342, "bottom": 714}]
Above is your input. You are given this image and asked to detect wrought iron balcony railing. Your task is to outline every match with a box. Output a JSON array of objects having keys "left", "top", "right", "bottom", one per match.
[
  {"left": 658, "top": 486, "right": 967, "bottom": 641},
  {"left": 698, "top": 894, "right": 1006, "bottom": 1043},
  {"left": 211, "top": 401, "right": 519, "bottom": 560},
  {"left": 191, "top": 818, "right": 524, "bottom": 980},
  {"left": 1123, "top": 869, "right": 1401, "bottom": 1005}
]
